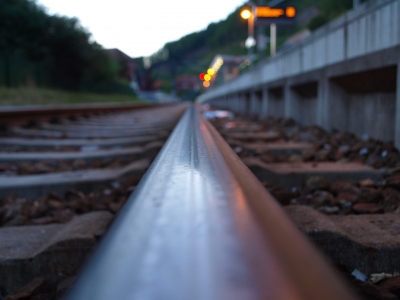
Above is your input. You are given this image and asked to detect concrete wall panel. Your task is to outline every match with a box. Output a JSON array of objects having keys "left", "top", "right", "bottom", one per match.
[
  {"left": 348, "top": 93, "right": 395, "bottom": 141},
  {"left": 268, "top": 99, "right": 285, "bottom": 118},
  {"left": 267, "top": 63, "right": 280, "bottom": 82},
  {"left": 327, "top": 29, "right": 345, "bottom": 64},
  {"left": 267, "top": 88, "right": 285, "bottom": 119},
  {"left": 296, "top": 97, "right": 318, "bottom": 126},
  {"left": 285, "top": 51, "right": 300, "bottom": 77},
  {"left": 302, "top": 44, "right": 314, "bottom": 73},
  {"left": 328, "top": 81, "right": 350, "bottom": 132},
  {"left": 314, "top": 38, "right": 326, "bottom": 70}
]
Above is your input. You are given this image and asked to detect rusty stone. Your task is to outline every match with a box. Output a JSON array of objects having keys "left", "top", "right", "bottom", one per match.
[
  {"left": 310, "top": 190, "right": 335, "bottom": 208},
  {"left": 379, "top": 276, "right": 400, "bottom": 297},
  {"left": 29, "top": 196, "right": 48, "bottom": 219},
  {"left": 260, "top": 152, "right": 277, "bottom": 163},
  {"left": 72, "top": 159, "right": 86, "bottom": 169},
  {"left": 359, "top": 178, "right": 376, "bottom": 187},
  {"left": 383, "top": 188, "right": 400, "bottom": 213},
  {"left": 4, "top": 215, "right": 28, "bottom": 227},
  {"left": 270, "top": 190, "right": 296, "bottom": 206},
  {"left": 18, "top": 163, "right": 35, "bottom": 175},
  {"left": 306, "top": 176, "right": 331, "bottom": 192},
  {"left": 359, "top": 188, "right": 384, "bottom": 204},
  {"left": 51, "top": 209, "right": 75, "bottom": 223},
  {"left": 56, "top": 276, "right": 76, "bottom": 299},
  {"left": 353, "top": 203, "right": 384, "bottom": 214},
  {"left": 351, "top": 279, "right": 399, "bottom": 300},
  {"left": 336, "top": 192, "right": 359, "bottom": 204},
  {"left": 33, "top": 161, "right": 53, "bottom": 174},
  {"left": 47, "top": 199, "right": 64, "bottom": 210},
  {"left": 4, "top": 278, "right": 46, "bottom": 300},
  {"left": 384, "top": 175, "right": 400, "bottom": 190},
  {"left": 330, "top": 181, "right": 360, "bottom": 196},
  {"left": 47, "top": 193, "right": 63, "bottom": 201},
  {"left": 314, "top": 149, "right": 331, "bottom": 161},
  {"left": 30, "top": 216, "right": 54, "bottom": 225}
]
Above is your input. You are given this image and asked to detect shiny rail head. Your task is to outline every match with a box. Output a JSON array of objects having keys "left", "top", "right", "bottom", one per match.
[{"left": 66, "top": 104, "right": 359, "bottom": 300}]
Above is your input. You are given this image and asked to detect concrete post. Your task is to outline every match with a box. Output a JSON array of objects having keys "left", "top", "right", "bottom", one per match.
[
  {"left": 230, "top": 95, "right": 234, "bottom": 112},
  {"left": 284, "top": 82, "right": 292, "bottom": 118},
  {"left": 284, "top": 82, "right": 299, "bottom": 119},
  {"left": 250, "top": 91, "right": 262, "bottom": 117},
  {"left": 395, "top": 62, "right": 400, "bottom": 149},
  {"left": 232, "top": 94, "right": 239, "bottom": 114},
  {"left": 244, "top": 93, "right": 251, "bottom": 116},
  {"left": 236, "top": 94, "right": 241, "bottom": 114},
  {"left": 260, "top": 87, "right": 269, "bottom": 120},
  {"left": 317, "top": 75, "right": 330, "bottom": 129},
  {"left": 238, "top": 93, "right": 246, "bottom": 116},
  {"left": 216, "top": 98, "right": 221, "bottom": 110},
  {"left": 327, "top": 80, "right": 349, "bottom": 132}
]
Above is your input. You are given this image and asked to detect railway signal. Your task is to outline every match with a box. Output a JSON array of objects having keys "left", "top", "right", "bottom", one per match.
[
  {"left": 241, "top": 4, "right": 297, "bottom": 57},
  {"left": 255, "top": 6, "right": 296, "bottom": 25}
]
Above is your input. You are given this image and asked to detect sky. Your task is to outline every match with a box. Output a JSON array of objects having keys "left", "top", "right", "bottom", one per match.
[{"left": 36, "top": 0, "right": 247, "bottom": 58}]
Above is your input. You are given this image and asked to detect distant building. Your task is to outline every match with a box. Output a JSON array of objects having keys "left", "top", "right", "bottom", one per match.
[
  {"left": 207, "top": 55, "right": 249, "bottom": 86},
  {"left": 175, "top": 75, "right": 198, "bottom": 91},
  {"left": 152, "top": 80, "right": 165, "bottom": 90},
  {"left": 106, "top": 48, "right": 140, "bottom": 91}
]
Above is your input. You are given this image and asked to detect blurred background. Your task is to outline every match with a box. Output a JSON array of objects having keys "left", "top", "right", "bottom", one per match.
[{"left": 0, "top": 0, "right": 365, "bottom": 104}]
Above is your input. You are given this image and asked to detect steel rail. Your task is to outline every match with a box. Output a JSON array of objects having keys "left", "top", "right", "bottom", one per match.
[{"left": 67, "top": 105, "right": 358, "bottom": 300}]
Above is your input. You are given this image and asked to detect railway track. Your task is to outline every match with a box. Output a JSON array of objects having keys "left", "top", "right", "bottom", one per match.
[
  {"left": 2, "top": 103, "right": 399, "bottom": 299},
  {"left": 0, "top": 103, "right": 187, "bottom": 299}
]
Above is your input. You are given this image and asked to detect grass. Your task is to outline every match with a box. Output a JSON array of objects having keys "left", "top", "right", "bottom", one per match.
[{"left": 0, "top": 87, "right": 144, "bottom": 107}]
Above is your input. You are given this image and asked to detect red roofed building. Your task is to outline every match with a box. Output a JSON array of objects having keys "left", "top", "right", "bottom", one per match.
[{"left": 174, "top": 75, "right": 198, "bottom": 91}]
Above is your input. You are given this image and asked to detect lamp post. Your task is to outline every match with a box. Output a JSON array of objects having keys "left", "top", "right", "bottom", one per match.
[{"left": 240, "top": 7, "right": 256, "bottom": 57}]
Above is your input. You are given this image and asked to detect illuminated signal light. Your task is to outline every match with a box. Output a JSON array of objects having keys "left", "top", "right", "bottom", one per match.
[
  {"left": 203, "top": 81, "right": 210, "bottom": 88},
  {"left": 199, "top": 73, "right": 205, "bottom": 80},
  {"left": 204, "top": 74, "right": 211, "bottom": 81},
  {"left": 256, "top": 7, "right": 284, "bottom": 18},
  {"left": 207, "top": 69, "right": 215, "bottom": 76},
  {"left": 286, "top": 6, "right": 296, "bottom": 18}
]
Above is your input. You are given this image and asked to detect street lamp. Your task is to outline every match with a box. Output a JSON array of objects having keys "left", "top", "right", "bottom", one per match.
[{"left": 240, "top": 7, "right": 256, "bottom": 56}]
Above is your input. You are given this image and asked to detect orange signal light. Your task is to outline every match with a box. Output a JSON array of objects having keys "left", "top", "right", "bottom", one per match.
[
  {"left": 203, "top": 81, "right": 210, "bottom": 88},
  {"left": 286, "top": 6, "right": 296, "bottom": 18},
  {"left": 256, "top": 7, "right": 284, "bottom": 18}
]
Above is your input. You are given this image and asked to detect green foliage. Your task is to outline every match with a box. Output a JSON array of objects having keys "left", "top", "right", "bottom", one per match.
[
  {"left": 305, "top": 0, "right": 353, "bottom": 31},
  {"left": 307, "top": 14, "right": 330, "bottom": 31},
  {"left": 0, "top": 0, "right": 127, "bottom": 95},
  {"left": 164, "top": 6, "right": 247, "bottom": 62},
  {"left": 0, "top": 87, "right": 142, "bottom": 106}
]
